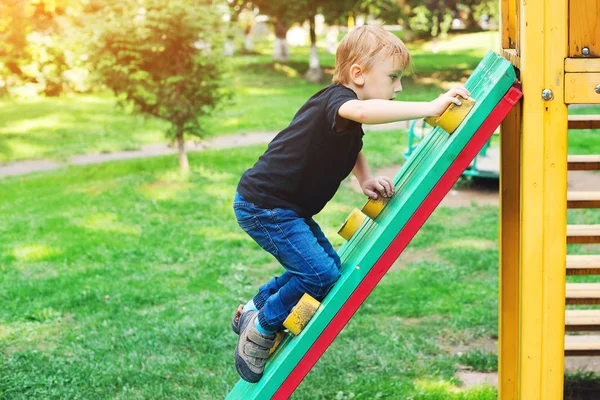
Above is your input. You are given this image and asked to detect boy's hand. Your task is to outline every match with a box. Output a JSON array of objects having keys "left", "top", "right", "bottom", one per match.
[
  {"left": 361, "top": 176, "right": 395, "bottom": 200},
  {"left": 428, "top": 86, "right": 471, "bottom": 117}
]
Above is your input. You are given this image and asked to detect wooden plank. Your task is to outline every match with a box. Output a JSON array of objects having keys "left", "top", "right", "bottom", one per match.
[
  {"left": 567, "top": 191, "right": 600, "bottom": 208},
  {"left": 517, "top": 0, "right": 569, "bottom": 397},
  {"left": 501, "top": 0, "right": 510, "bottom": 49},
  {"left": 565, "top": 73, "right": 600, "bottom": 104},
  {"left": 567, "top": 225, "right": 600, "bottom": 244},
  {"left": 565, "top": 58, "right": 600, "bottom": 72},
  {"left": 226, "top": 53, "right": 519, "bottom": 400},
  {"left": 567, "top": 254, "right": 600, "bottom": 275},
  {"left": 568, "top": 0, "right": 600, "bottom": 57},
  {"left": 502, "top": 48, "right": 520, "bottom": 69},
  {"left": 568, "top": 155, "right": 600, "bottom": 170},
  {"left": 565, "top": 309, "right": 600, "bottom": 331},
  {"left": 566, "top": 283, "right": 600, "bottom": 304},
  {"left": 502, "top": 0, "right": 518, "bottom": 50},
  {"left": 499, "top": 84, "right": 522, "bottom": 400},
  {"left": 568, "top": 114, "right": 600, "bottom": 129},
  {"left": 565, "top": 335, "right": 600, "bottom": 355}
]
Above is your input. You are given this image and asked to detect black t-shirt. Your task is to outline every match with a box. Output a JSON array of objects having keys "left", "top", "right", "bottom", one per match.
[{"left": 237, "top": 84, "right": 364, "bottom": 217}]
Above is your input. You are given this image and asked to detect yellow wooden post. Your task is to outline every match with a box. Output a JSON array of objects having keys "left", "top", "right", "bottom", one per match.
[
  {"left": 517, "top": 0, "right": 568, "bottom": 398},
  {"left": 499, "top": 99, "right": 521, "bottom": 400}
]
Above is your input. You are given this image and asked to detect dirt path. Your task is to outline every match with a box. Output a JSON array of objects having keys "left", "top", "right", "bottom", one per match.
[{"left": 0, "top": 132, "right": 277, "bottom": 179}]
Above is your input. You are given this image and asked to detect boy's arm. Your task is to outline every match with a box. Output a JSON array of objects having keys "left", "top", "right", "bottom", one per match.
[
  {"left": 352, "top": 150, "right": 372, "bottom": 186},
  {"left": 339, "top": 87, "right": 470, "bottom": 125},
  {"left": 353, "top": 151, "right": 394, "bottom": 199}
]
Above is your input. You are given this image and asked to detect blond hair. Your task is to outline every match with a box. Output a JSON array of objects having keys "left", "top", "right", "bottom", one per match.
[{"left": 332, "top": 25, "right": 411, "bottom": 84}]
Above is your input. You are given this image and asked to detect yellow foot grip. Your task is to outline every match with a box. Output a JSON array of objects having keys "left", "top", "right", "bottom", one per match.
[
  {"left": 361, "top": 196, "right": 391, "bottom": 219},
  {"left": 337, "top": 208, "right": 367, "bottom": 241},
  {"left": 268, "top": 331, "right": 288, "bottom": 357},
  {"left": 424, "top": 96, "right": 476, "bottom": 134},
  {"left": 283, "top": 293, "right": 320, "bottom": 335}
]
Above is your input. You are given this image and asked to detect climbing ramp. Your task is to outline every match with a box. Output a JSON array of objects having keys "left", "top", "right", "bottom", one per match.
[{"left": 227, "top": 51, "right": 522, "bottom": 400}]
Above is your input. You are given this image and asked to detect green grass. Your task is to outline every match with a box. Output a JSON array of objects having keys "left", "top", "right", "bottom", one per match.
[
  {"left": 564, "top": 371, "right": 600, "bottom": 400},
  {"left": 458, "top": 351, "right": 498, "bottom": 373},
  {"left": 0, "top": 93, "right": 170, "bottom": 163},
  {"left": 0, "top": 129, "right": 506, "bottom": 399},
  {"left": 567, "top": 105, "right": 600, "bottom": 155}
]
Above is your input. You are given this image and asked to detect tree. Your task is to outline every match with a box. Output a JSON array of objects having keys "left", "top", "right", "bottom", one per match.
[
  {"left": 93, "top": 0, "right": 230, "bottom": 172},
  {"left": 250, "top": 1, "right": 304, "bottom": 62},
  {"left": 0, "top": 0, "right": 96, "bottom": 96}
]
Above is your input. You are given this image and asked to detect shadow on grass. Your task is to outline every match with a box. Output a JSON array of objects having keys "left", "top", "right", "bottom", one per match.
[
  {"left": 453, "top": 176, "right": 499, "bottom": 191},
  {"left": 565, "top": 372, "right": 600, "bottom": 400}
]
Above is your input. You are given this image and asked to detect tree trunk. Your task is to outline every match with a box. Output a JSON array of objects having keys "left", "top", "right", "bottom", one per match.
[
  {"left": 273, "top": 20, "right": 289, "bottom": 62},
  {"left": 244, "top": 34, "right": 253, "bottom": 52},
  {"left": 305, "top": 16, "right": 323, "bottom": 83},
  {"left": 244, "top": 22, "right": 254, "bottom": 52},
  {"left": 465, "top": 10, "right": 479, "bottom": 31},
  {"left": 176, "top": 126, "right": 189, "bottom": 173},
  {"left": 223, "top": 40, "right": 235, "bottom": 56},
  {"left": 325, "top": 25, "right": 338, "bottom": 54}
]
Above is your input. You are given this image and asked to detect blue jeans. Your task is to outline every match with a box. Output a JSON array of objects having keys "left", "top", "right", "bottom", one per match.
[{"left": 233, "top": 192, "right": 341, "bottom": 332}]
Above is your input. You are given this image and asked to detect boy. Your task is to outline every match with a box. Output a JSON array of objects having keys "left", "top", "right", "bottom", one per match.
[{"left": 232, "top": 25, "right": 469, "bottom": 383}]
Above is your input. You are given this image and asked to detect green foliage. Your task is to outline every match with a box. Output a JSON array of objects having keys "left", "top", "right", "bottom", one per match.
[
  {"left": 408, "top": 2, "right": 453, "bottom": 38},
  {"left": 92, "top": 0, "right": 230, "bottom": 139},
  {"left": 564, "top": 371, "right": 600, "bottom": 400},
  {"left": 0, "top": 0, "right": 87, "bottom": 96}
]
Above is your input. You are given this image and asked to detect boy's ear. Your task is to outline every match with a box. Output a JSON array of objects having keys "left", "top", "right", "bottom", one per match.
[{"left": 349, "top": 63, "right": 365, "bottom": 86}]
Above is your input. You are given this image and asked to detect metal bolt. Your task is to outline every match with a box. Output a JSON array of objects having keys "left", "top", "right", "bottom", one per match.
[
  {"left": 541, "top": 89, "right": 554, "bottom": 101},
  {"left": 583, "top": 47, "right": 590, "bottom": 56},
  {"left": 596, "top": 84, "right": 600, "bottom": 94}
]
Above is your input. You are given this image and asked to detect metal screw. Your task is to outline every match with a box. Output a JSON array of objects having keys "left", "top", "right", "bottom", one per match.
[
  {"left": 583, "top": 47, "right": 590, "bottom": 56},
  {"left": 596, "top": 84, "right": 600, "bottom": 94},
  {"left": 541, "top": 89, "right": 554, "bottom": 101}
]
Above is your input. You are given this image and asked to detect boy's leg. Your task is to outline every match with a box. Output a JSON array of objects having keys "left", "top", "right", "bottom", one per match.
[
  {"left": 234, "top": 195, "right": 340, "bottom": 328},
  {"left": 252, "top": 272, "right": 293, "bottom": 309},
  {"left": 232, "top": 273, "right": 292, "bottom": 335},
  {"left": 233, "top": 195, "right": 341, "bottom": 381},
  {"left": 307, "top": 217, "right": 342, "bottom": 269},
  {"left": 250, "top": 218, "right": 340, "bottom": 310},
  {"left": 256, "top": 208, "right": 341, "bottom": 333}
]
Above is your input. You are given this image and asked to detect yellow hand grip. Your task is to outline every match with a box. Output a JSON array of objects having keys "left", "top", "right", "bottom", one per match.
[
  {"left": 337, "top": 208, "right": 367, "bottom": 241},
  {"left": 361, "top": 196, "right": 391, "bottom": 219},
  {"left": 283, "top": 293, "right": 321, "bottom": 335},
  {"left": 425, "top": 96, "right": 476, "bottom": 134}
]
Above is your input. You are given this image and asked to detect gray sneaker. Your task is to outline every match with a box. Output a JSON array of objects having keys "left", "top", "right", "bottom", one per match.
[
  {"left": 234, "top": 310, "right": 275, "bottom": 383},
  {"left": 231, "top": 304, "right": 244, "bottom": 335}
]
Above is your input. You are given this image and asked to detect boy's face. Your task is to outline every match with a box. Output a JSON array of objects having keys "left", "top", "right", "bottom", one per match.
[{"left": 361, "top": 53, "right": 403, "bottom": 101}]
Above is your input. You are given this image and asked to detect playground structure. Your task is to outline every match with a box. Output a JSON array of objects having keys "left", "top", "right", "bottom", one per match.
[
  {"left": 227, "top": 0, "right": 600, "bottom": 397},
  {"left": 228, "top": 52, "right": 523, "bottom": 399},
  {"left": 498, "top": 0, "right": 600, "bottom": 399}
]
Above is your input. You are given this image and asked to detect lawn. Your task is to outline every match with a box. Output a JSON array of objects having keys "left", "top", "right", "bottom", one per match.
[{"left": 0, "top": 129, "right": 504, "bottom": 399}]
